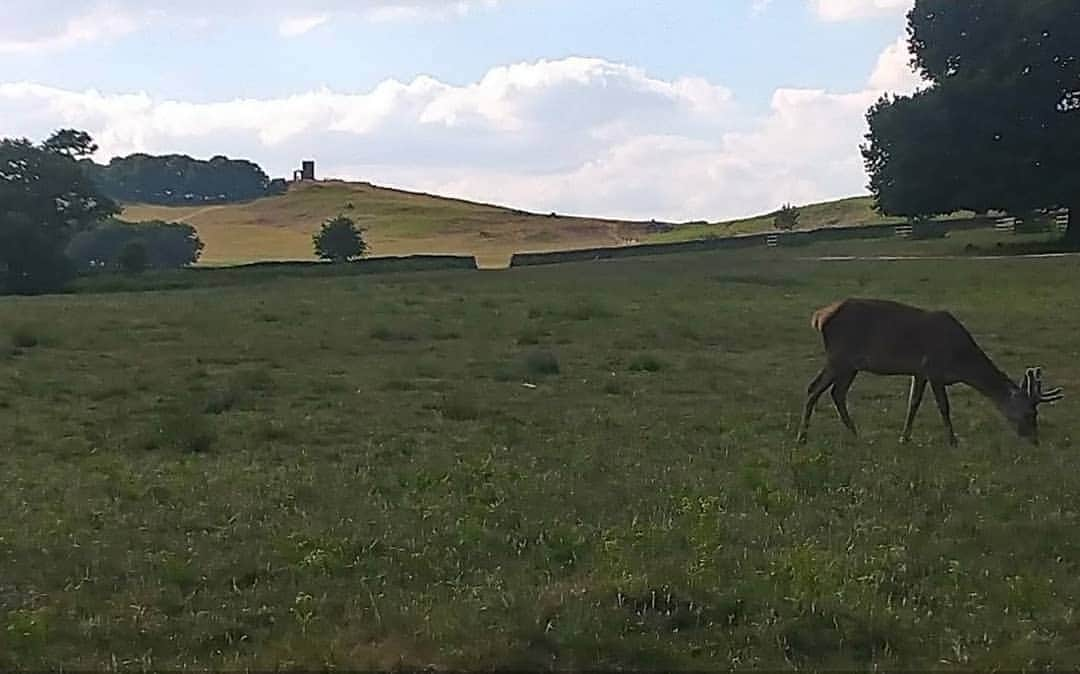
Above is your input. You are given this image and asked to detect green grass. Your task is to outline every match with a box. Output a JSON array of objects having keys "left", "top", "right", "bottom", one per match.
[
  {"left": 2, "top": 235, "right": 1080, "bottom": 669},
  {"left": 647, "top": 195, "right": 980, "bottom": 243}
]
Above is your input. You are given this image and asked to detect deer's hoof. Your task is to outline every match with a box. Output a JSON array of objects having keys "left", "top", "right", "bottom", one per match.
[{"left": 899, "top": 435, "right": 911, "bottom": 445}]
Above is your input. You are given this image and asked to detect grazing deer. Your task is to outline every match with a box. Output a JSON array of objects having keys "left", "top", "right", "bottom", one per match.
[{"left": 797, "top": 298, "right": 1064, "bottom": 446}]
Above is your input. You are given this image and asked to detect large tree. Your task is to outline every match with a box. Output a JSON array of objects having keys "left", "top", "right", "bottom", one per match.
[
  {"left": 0, "top": 131, "right": 119, "bottom": 293},
  {"left": 863, "top": 0, "right": 1080, "bottom": 242}
]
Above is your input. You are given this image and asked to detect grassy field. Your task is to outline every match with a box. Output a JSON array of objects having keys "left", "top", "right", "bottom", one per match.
[
  {"left": 121, "top": 181, "right": 657, "bottom": 269},
  {"left": 3, "top": 233, "right": 1080, "bottom": 669}
]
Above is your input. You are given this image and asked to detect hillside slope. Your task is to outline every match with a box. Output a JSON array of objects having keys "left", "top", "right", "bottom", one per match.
[
  {"left": 120, "top": 181, "right": 932, "bottom": 268},
  {"left": 120, "top": 181, "right": 658, "bottom": 268}
]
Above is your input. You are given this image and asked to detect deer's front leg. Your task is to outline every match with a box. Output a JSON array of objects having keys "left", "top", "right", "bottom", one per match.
[
  {"left": 930, "top": 381, "right": 959, "bottom": 446},
  {"left": 797, "top": 366, "right": 835, "bottom": 444},
  {"left": 900, "top": 375, "right": 927, "bottom": 443}
]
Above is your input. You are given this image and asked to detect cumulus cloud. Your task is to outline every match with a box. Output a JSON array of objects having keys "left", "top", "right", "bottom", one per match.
[
  {"left": 868, "top": 35, "right": 924, "bottom": 93},
  {"left": 278, "top": 15, "right": 329, "bottom": 37},
  {"left": 812, "top": 0, "right": 912, "bottom": 22},
  {"left": 0, "top": 3, "right": 143, "bottom": 53},
  {"left": 0, "top": 0, "right": 501, "bottom": 52},
  {"left": 0, "top": 37, "right": 924, "bottom": 222}
]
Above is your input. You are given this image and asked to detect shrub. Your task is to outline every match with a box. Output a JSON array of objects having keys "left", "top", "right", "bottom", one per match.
[
  {"left": 313, "top": 215, "right": 367, "bottom": 263},
  {"left": 774, "top": 203, "right": 801, "bottom": 231},
  {"left": 67, "top": 220, "right": 204, "bottom": 271}
]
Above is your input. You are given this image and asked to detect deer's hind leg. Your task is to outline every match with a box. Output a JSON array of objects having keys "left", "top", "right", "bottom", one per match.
[
  {"left": 830, "top": 369, "right": 859, "bottom": 436},
  {"left": 797, "top": 365, "right": 836, "bottom": 443}
]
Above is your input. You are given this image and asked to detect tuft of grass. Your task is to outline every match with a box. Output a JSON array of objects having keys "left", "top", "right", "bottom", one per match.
[
  {"left": 370, "top": 325, "right": 419, "bottom": 342},
  {"left": 516, "top": 328, "right": 545, "bottom": 346},
  {"left": 159, "top": 408, "right": 216, "bottom": 453},
  {"left": 10, "top": 325, "right": 41, "bottom": 349},
  {"left": 564, "top": 299, "right": 613, "bottom": 321},
  {"left": 628, "top": 353, "right": 665, "bottom": 373},
  {"left": 524, "top": 350, "right": 561, "bottom": 378},
  {"left": 438, "top": 395, "right": 481, "bottom": 422},
  {"left": 603, "top": 378, "right": 624, "bottom": 395},
  {"left": 204, "top": 368, "right": 274, "bottom": 414},
  {"left": 257, "top": 419, "right": 294, "bottom": 443}
]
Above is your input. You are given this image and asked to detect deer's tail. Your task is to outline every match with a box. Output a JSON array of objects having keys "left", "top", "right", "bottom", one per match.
[{"left": 811, "top": 301, "right": 845, "bottom": 333}]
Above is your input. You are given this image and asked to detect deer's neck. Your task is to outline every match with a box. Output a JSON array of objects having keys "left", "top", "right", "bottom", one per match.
[{"left": 962, "top": 354, "right": 1018, "bottom": 406}]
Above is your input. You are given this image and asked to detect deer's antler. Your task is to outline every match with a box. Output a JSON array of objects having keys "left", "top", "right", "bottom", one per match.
[{"left": 1024, "top": 367, "right": 1065, "bottom": 405}]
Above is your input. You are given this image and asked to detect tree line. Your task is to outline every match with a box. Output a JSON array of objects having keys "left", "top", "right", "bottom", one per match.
[{"left": 83, "top": 153, "right": 287, "bottom": 206}]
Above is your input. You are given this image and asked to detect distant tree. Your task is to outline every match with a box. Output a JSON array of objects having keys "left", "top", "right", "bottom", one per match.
[
  {"left": 313, "top": 215, "right": 367, "bottom": 263},
  {"left": 42, "top": 129, "right": 98, "bottom": 158},
  {"left": 863, "top": 0, "right": 1080, "bottom": 243},
  {"left": 118, "top": 241, "right": 149, "bottom": 274},
  {"left": 267, "top": 178, "right": 289, "bottom": 196},
  {"left": 67, "top": 220, "right": 204, "bottom": 271},
  {"left": 773, "top": 203, "right": 801, "bottom": 231},
  {"left": 0, "top": 132, "right": 118, "bottom": 294}
]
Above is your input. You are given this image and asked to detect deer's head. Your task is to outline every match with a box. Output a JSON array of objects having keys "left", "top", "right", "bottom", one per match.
[{"left": 1004, "top": 367, "right": 1064, "bottom": 444}]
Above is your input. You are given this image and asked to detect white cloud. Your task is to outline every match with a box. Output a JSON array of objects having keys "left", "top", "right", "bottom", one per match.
[
  {"left": 868, "top": 35, "right": 924, "bottom": 93},
  {"left": 278, "top": 15, "right": 329, "bottom": 37},
  {"left": 0, "top": 3, "right": 143, "bottom": 54},
  {"left": 0, "top": 1, "right": 502, "bottom": 52},
  {"left": 0, "top": 37, "right": 922, "bottom": 223},
  {"left": 812, "top": 0, "right": 911, "bottom": 22},
  {"left": 751, "top": 0, "right": 774, "bottom": 16}
]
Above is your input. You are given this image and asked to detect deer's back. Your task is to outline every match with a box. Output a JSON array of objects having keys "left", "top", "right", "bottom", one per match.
[{"left": 815, "top": 298, "right": 979, "bottom": 378}]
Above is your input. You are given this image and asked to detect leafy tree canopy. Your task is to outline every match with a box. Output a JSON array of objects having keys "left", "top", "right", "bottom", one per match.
[
  {"left": 83, "top": 153, "right": 280, "bottom": 205},
  {"left": 863, "top": 0, "right": 1080, "bottom": 240},
  {"left": 67, "top": 219, "right": 204, "bottom": 271},
  {"left": 0, "top": 131, "right": 119, "bottom": 293},
  {"left": 313, "top": 215, "right": 367, "bottom": 263}
]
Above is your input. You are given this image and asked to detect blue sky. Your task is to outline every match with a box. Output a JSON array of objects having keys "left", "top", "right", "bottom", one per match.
[{"left": 0, "top": 0, "right": 920, "bottom": 221}]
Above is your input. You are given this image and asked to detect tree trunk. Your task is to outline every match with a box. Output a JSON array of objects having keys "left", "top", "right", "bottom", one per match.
[{"left": 1067, "top": 206, "right": 1080, "bottom": 248}]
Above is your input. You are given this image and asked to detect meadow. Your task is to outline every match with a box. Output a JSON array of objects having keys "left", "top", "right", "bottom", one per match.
[{"left": 2, "top": 234, "right": 1080, "bottom": 669}]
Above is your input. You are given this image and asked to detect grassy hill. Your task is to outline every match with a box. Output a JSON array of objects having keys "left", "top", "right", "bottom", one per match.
[
  {"left": 120, "top": 181, "right": 935, "bottom": 268},
  {"left": 120, "top": 181, "right": 660, "bottom": 269},
  {"left": 646, "top": 196, "right": 903, "bottom": 242}
]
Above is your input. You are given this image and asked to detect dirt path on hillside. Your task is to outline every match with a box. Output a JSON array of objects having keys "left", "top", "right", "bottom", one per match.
[{"left": 174, "top": 205, "right": 227, "bottom": 223}]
